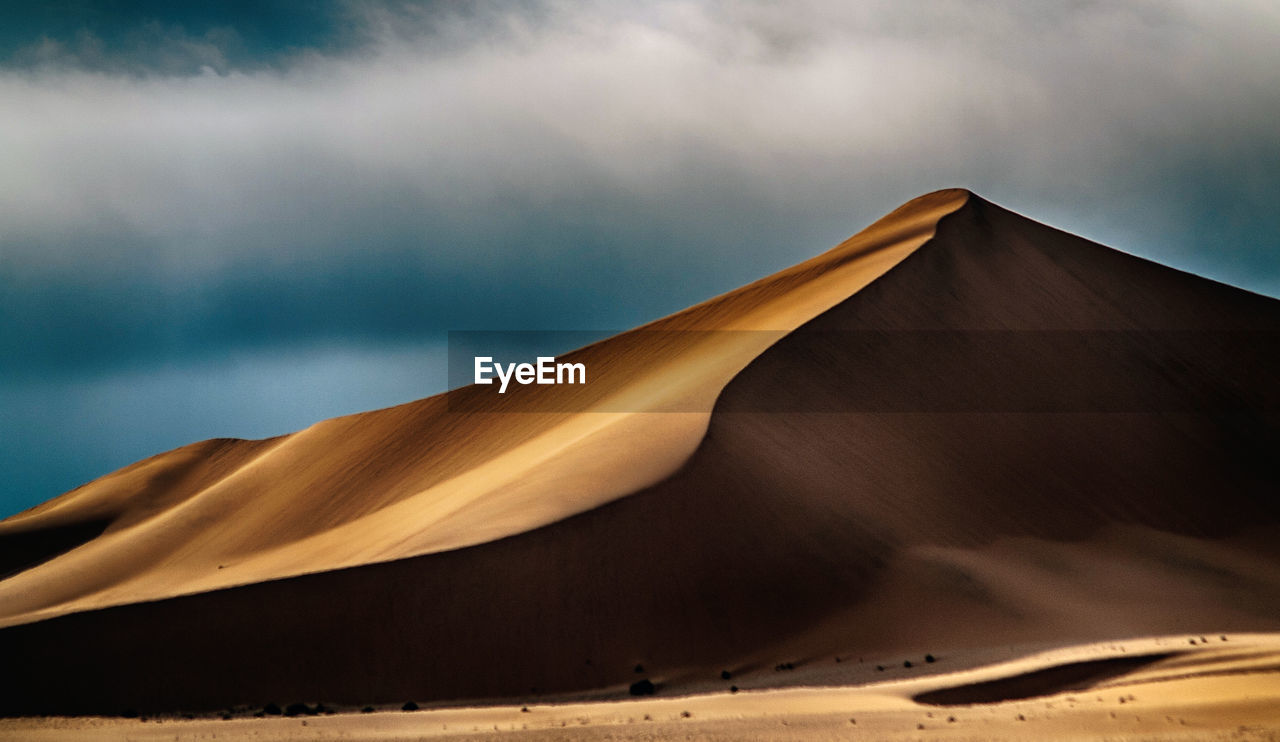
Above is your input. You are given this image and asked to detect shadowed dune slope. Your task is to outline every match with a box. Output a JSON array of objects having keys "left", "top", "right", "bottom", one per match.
[
  {"left": 2, "top": 192, "right": 1279, "bottom": 716},
  {"left": 912, "top": 653, "right": 1173, "bottom": 706}
]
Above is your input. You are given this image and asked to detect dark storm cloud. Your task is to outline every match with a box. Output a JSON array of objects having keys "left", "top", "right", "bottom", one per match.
[
  {"left": 3, "top": 0, "right": 1280, "bottom": 514},
  {"left": 0, "top": 0, "right": 347, "bottom": 73}
]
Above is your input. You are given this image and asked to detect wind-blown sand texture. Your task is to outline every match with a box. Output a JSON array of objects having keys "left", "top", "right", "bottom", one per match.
[
  {"left": 3, "top": 634, "right": 1279, "bottom": 740},
  {"left": 1, "top": 190, "right": 1278, "bottom": 740}
]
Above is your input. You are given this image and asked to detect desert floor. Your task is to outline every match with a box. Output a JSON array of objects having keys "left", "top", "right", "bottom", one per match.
[{"left": 5, "top": 632, "right": 1279, "bottom": 741}]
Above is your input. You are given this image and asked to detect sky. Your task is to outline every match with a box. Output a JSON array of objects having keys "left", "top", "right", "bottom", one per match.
[{"left": 3, "top": 0, "right": 1280, "bottom": 517}]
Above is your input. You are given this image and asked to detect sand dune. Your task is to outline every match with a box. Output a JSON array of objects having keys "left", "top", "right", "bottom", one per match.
[
  {"left": 1, "top": 189, "right": 1278, "bottom": 720},
  {"left": 0, "top": 189, "right": 966, "bottom": 628}
]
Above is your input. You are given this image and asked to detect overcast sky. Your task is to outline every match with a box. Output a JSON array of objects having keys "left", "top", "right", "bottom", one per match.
[{"left": 3, "top": 0, "right": 1280, "bottom": 517}]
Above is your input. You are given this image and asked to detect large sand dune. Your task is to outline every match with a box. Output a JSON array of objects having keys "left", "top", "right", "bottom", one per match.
[
  {"left": 0, "top": 189, "right": 966, "bottom": 628},
  {"left": 1, "top": 190, "right": 1278, "bottom": 719}
]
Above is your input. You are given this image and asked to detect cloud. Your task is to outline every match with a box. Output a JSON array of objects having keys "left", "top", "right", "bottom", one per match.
[
  {"left": 2, "top": 0, "right": 1280, "bottom": 512},
  {"left": 10, "top": 23, "right": 232, "bottom": 74}
]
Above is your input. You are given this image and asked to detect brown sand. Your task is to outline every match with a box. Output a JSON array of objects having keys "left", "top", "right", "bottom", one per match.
[
  {"left": 3, "top": 633, "right": 1278, "bottom": 740},
  {"left": 1, "top": 190, "right": 1278, "bottom": 726},
  {"left": 0, "top": 189, "right": 967, "bottom": 627}
]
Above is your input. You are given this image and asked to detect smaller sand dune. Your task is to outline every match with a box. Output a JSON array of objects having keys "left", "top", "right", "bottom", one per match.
[{"left": 912, "top": 653, "right": 1173, "bottom": 705}]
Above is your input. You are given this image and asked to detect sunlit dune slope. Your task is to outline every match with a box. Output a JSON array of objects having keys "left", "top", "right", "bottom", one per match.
[
  {"left": 0, "top": 189, "right": 967, "bottom": 627},
  {"left": 2, "top": 190, "right": 1279, "bottom": 717}
]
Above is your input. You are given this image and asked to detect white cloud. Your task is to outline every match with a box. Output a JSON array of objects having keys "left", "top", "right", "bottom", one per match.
[{"left": 1, "top": 0, "right": 1278, "bottom": 291}]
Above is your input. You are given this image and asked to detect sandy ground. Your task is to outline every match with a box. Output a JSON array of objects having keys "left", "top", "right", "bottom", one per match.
[{"left": 5, "top": 633, "right": 1278, "bottom": 741}]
